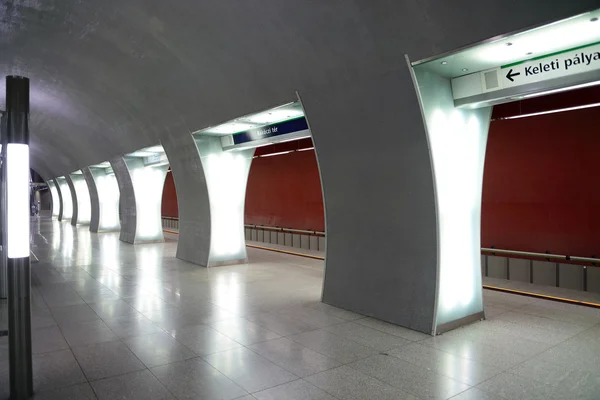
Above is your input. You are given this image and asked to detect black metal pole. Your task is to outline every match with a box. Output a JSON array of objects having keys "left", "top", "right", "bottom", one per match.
[
  {"left": 6, "top": 75, "right": 33, "bottom": 399},
  {"left": 0, "top": 111, "right": 7, "bottom": 300}
]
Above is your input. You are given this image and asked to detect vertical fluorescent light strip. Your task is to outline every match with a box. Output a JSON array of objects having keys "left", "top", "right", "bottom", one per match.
[{"left": 7, "top": 143, "right": 30, "bottom": 258}]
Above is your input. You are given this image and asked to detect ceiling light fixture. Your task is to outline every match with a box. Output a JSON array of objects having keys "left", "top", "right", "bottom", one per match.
[
  {"left": 462, "top": 68, "right": 468, "bottom": 72},
  {"left": 441, "top": 61, "right": 448, "bottom": 65},
  {"left": 519, "top": 80, "right": 600, "bottom": 99},
  {"left": 506, "top": 42, "right": 513, "bottom": 46},
  {"left": 499, "top": 102, "right": 600, "bottom": 120}
]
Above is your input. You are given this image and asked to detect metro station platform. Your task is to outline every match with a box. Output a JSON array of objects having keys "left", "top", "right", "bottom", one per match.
[{"left": 1, "top": 217, "right": 600, "bottom": 400}]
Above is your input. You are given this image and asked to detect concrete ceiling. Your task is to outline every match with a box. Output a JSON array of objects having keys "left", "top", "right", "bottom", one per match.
[{"left": 1, "top": 0, "right": 597, "bottom": 178}]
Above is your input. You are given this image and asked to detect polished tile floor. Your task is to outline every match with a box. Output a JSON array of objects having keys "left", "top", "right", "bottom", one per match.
[{"left": 1, "top": 217, "right": 600, "bottom": 399}]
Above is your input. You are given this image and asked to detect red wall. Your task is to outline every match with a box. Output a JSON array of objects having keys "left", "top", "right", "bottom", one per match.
[
  {"left": 161, "top": 171, "right": 179, "bottom": 218},
  {"left": 483, "top": 106, "right": 600, "bottom": 256},
  {"left": 245, "top": 150, "right": 324, "bottom": 231}
]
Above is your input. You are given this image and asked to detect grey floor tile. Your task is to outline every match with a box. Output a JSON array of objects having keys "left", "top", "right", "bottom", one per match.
[
  {"left": 91, "top": 369, "right": 175, "bottom": 400},
  {"left": 389, "top": 343, "right": 502, "bottom": 385},
  {"left": 302, "top": 301, "right": 365, "bottom": 321},
  {"left": 354, "top": 317, "right": 431, "bottom": 342},
  {"left": 87, "top": 299, "right": 139, "bottom": 319},
  {"left": 276, "top": 306, "right": 346, "bottom": 328},
  {"left": 306, "top": 365, "right": 419, "bottom": 400},
  {"left": 250, "top": 337, "right": 341, "bottom": 377},
  {"left": 324, "top": 321, "right": 411, "bottom": 351},
  {"left": 124, "top": 331, "right": 196, "bottom": 367},
  {"left": 60, "top": 319, "right": 119, "bottom": 347},
  {"left": 33, "top": 349, "right": 87, "bottom": 392},
  {"left": 72, "top": 340, "right": 145, "bottom": 381},
  {"left": 253, "top": 379, "right": 337, "bottom": 400},
  {"left": 476, "top": 372, "right": 564, "bottom": 400},
  {"left": 288, "top": 329, "right": 376, "bottom": 364},
  {"left": 102, "top": 313, "right": 164, "bottom": 339},
  {"left": 209, "top": 317, "right": 281, "bottom": 345},
  {"left": 32, "top": 326, "right": 69, "bottom": 354},
  {"left": 510, "top": 358, "right": 600, "bottom": 399},
  {"left": 50, "top": 303, "right": 100, "bottom": 326},
  {"left": 351, "top": 354, "right": 471, "bottom": 400},
  {"left": 245, "top": 312, "right": 318, "bottom": 336},
  {"left": 151, "top": 357, "right": 247, "bottom": 400},
  {"left": 533, "top": 337, "right": 600, "bottom": 370},
  {"left": 169, "top": 324, "right": 243, "bottom": 356},
  {"left": 31, "top": 309, "right": 58, "bottom": 329},
  {"left": 448, "top": 387, "right": 505, "bottom": 400},
  {"left": 203, "top": 347, "right": 297, "bottom": 393},
  {"left": 32, "top": 382, "right": 97, "bottom": 400}
]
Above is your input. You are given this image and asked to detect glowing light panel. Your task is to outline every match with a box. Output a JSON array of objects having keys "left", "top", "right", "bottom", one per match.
[
  {"left": 56, "top": 176, "right": 73, "bottom": 220},
  {"left": 91, "top": 168, "right": 120, "bottom": 231},
  {"left": 196, "top": 137, "right": 254, "bottom": 264},
  {"left": 48, "top": 180, "right": 60, "bottom": 217},
  {"left": 414, "top": 69, "right": 489, "bottom": 331},
  {"left": 71, "top": 172, "right": 91, "bottom": 225},
  {"left": 7, "top": 144, "right": 30, "bottom": 258}
]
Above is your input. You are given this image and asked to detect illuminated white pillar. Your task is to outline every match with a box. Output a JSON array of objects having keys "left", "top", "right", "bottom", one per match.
[
  {"left": 194, "top": 136, "right": 254, "bottom": 266},
  {"left": 83, "top": 166, "right": 120, "bottom": 232},
  {"left": 55, "top": 176, "right": 73, "bottom": 221},
  {"left": 110, "top": 156, "right": 168, "bottom": 244},
  {"left": 412, "top": 66, "right": 490, "bottom": 333},
  {"left": 67, "top": 171, "right": 91, "bottom": 226},
  {"left": 47, "top": 180, "right": 60, "bottom": 218}
]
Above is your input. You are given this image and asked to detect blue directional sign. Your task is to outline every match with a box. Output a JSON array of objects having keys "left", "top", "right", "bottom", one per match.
[{"left": 233, "top": 117, "right": 309, "bottom": 145}]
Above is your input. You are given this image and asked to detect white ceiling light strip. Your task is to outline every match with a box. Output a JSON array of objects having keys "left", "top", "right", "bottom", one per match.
[{"left": 497, "top": 101, "right": 600, "bottom": 120}]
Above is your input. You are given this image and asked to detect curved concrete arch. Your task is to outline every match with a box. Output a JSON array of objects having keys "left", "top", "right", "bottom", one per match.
[
  {"left": 82, "top": 168, "right": 101, "bottom": 232},
  {"left": 3, "top": 1, "right": 598, "bottom": 333},
  {"left": 160, "top": 133, "right": 211, "bottom": 266},
  {"left": 46, "top": 180, "right": 60, "bottom": 218},
  {"left": 65, "top": 175, "right": 78, "bottom": 225},
  {"left": 52, "top": 178, "right": 63, "bottom": 220},
  {"left": 110, "top": 156, "right": 168, "bottom": 244},
  {"left": 110, "top": 157, "right": 137, "bottom": 244},
  {"left": 55, "top": 177, "right": 72, "bottom": 221},
  {"left": 83, "top": 167, "right": 121, "bottom": 233}
]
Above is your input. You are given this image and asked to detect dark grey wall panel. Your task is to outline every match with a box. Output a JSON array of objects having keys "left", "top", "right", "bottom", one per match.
[
  {"left": 488, "top": 256, "right": 508, "bottom": 280},
  {"left": 509, "top": 258, "right": 530, "bottom": 283},
  {"left": 587, "top": 268, "right": 600, "bottom": 294},
  {"left": 558, "top": 263, "right": 584, "bottom": 291},
  {"left": 532, "top": 261, "right": 557, "bottom": 287}
]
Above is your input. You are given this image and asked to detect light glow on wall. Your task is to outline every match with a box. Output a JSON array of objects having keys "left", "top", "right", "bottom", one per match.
[
  {"left": 414, "top": 69, "right": 489, "bottom": 331},
  {"left": 71, "top": 172, "right": 91, "bottom": 225},
  {"left": 94, "top": 171, "right": 120, "bottom": 230},
  {"left": 56, "top": 177, "right": 73, "bottom": 220},
  {"left": 130, "top": 165, "right": 167, "bottom": 240},
  {"left": 201, "top": 149, "right": 253, "bottom": 263},
  {"left": 48, "top": 181, "right": 60, "bottom": 217},
  {"left": 6, "top": 143, "right": 30, "bottom": 258}
]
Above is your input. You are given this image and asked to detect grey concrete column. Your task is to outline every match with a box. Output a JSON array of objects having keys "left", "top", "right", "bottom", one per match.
[
  {"left": 65, "top": 174, "right": 79, "bottom": 226},
  {"left": 110, "top": 157, "right": 137, "bottom": 243},
  {"left": 110, "top": 156, "right": 167, "bottom": 244},
  {"left": 161, "top": 133, "right": 211, "bottom": 266},
  {"left": 82, "top": 168, "right": 100, "bottom": 232},
  {"left": 82, "top": 167, "right": 120, "bottom": 232},
  {"left": 300, "top": 69, "right": 438, "bottom": 334}
]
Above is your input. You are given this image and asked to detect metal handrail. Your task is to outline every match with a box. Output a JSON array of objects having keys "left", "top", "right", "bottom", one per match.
[
  {"left": 482, "top": 247, "right": 598, "bottom": 265},
  {"left": 162, "top": 217, "right": 598, "bottom": 265}
]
